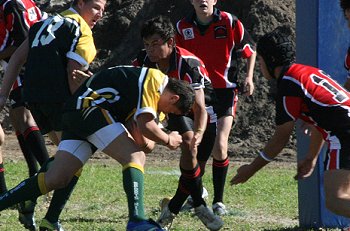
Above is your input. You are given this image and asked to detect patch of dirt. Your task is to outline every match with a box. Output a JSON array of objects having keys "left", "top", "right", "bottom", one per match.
[{"left": 1, "top": 0, "right": 297, "bottom": 164}]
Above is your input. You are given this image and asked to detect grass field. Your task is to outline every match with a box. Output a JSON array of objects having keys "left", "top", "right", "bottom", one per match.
[{"left": 0, "top": 158, "right": 327, "bottom": 230}]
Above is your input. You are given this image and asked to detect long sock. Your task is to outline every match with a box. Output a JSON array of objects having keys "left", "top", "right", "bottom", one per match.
[
  {"left": 122, "top": 163, "right": 146, "bottom": 222},
  {"left": 168, "top": 175, "right": 190, "bottom": 214},
  {"left": 212, "top": 158, "right": 229, "bottom": 204},
  {"left": 24, "top": 127, "right": 50, "bottom": 165},
  {"left": 0, "top": 172, "right": 47, "bottom": 210},
  {"left": 16, "top": 131, "right": 38, "bottom": 176},
  {"left": 44, "top": 175, "right": 79, "bottom": 223},
  {"left": 187, "top": 165, "right": 205, "bottom": 208},
  {"left": 0, "top": 163, "right": 7, "bottom": 194}
]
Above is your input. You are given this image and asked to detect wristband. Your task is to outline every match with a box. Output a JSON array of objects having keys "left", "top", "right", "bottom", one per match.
[
  {"left": 166, "top": 135, "right": 170, "bottom": 145},
  {"left": 259, "top": 151, "right": 274, "bottom": 162},
  {"left": 141, "top": 142, "right": 149, "bottom": 149},
  {"left": 196, "top": 128, "right": 204, "bottom": 133}
]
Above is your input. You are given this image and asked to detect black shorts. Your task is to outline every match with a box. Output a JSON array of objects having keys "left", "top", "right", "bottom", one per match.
[
  {"left": 27, "top": 103, "right": 65, "bottom": 135},
  {"left": 324, "top": 132, "right": 350, "bottom": 170},
  {"left": 9, "top": 86, "right": 25, "bottom": 109},
  {"left": 166, "top": 114, "right": 217, "bottom": 162},
  {"left": 214, "top": 88, "right": 238, "bottom": 119}
]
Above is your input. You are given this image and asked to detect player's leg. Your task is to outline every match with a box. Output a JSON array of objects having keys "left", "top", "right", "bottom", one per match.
[
  {"left": 324, "top": 169, "right": 350, "bottom": 217},
  {"left": 0, "top": 125, "right": 7, "bottom": 194},
  {"left": 84, "top": 108, "right": 161, "bottom": 230}
]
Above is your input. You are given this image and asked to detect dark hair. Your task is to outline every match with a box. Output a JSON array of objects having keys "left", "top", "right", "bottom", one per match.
[
  {"left": 340, "top": 0, "right": 350, "bottom": 11},
  {"left": 257, "top": 25, "right": 295, "bottom": 77},
  {"left": 165, "top": 78, "right": 195, "bottom": 115},
  {"left": 72, "top": 0, "right": 92, "bottom": 6},
  {"left": 141, "top": 15, "right": 175, "bottom": 40}
]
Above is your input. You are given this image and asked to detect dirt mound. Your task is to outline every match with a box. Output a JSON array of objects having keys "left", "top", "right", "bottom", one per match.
[{"left": 2, "top": 0, "right": 296, "bottom": 161}]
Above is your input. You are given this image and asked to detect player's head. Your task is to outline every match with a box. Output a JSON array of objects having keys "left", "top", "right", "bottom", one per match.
[
  {"left": 72, "top": 0, "right": 106, "bottom": 29},
  {"left": 141, "top": 16, "right": 175, "bottom": 63},
  {"left": 340, "top": 0, "right": 350, "bottom": 28},
  {"left": 340, "top": 0, "right": 350, "bottom": 11},
  {"left": 161, "top": 77, "right": 195, "bottom": 115},
  {"left": 190, "top": 0, "right": 217, "bottom": 15},
  {"left": 257, "top": 25, "right": 295, "bottom": 79}
]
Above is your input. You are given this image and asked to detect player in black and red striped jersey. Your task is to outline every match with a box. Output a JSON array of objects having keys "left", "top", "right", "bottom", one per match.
[
  {"left": 340, "top": 0, "right": 350, "bottom": 91},
  {"left": 133, "top": 16, "right": 223, "bottom": 231},
  {"left": 231, "top": 25, "right": 350, "bottom": 218},
  {"left": 175, "top": 0, "right": 256, "bottom": 215}
]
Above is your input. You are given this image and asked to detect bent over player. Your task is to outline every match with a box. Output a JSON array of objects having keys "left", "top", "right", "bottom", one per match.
[
  {"left": 0, "top": 66, "right": 195, "bottom": 230},
  {"left": 231, "top": 25, "right": 350, "bottom": 218}
]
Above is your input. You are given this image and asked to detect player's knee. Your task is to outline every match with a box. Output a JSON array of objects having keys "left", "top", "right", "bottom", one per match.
[
  {"left": 0, "top": 128, "right": 4, "bottom": 146},
  {"left": 49, "top": 174, "right": 73, "bottom": 189}
]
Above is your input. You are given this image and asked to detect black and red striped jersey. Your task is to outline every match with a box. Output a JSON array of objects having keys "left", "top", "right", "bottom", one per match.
[
  {"left": 133, "top": 46, "right": 217, "bottom": 106},
  {"left": 344, "top": 47, "right": 350, "bottom": 78},
  {"left": 175, "top": 8, "right": 255, "bottom": 89},
  {"left": 0, "top": 0, "right": 43, "bottom": 52},
  {"left": 276, "top": 63, "right": 350, "bottom": 139}
]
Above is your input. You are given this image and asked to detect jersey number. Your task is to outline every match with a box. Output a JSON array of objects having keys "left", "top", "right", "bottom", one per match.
[
  {"left": 31, "top": 15, "right": 64, "bottom": 48},
  {"left": 310, "top": 72, "right": 348, "bottom": 103}
]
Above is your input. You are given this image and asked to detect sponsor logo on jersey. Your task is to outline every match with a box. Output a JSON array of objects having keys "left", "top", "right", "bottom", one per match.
[
  {"left": 182, "top": 28, "right": 194, "bottom": 40},
  {"left": 214, "top": 25, "right": 227, "bottom": 39}
]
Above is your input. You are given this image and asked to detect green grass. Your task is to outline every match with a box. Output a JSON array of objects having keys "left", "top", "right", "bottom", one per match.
[{"left": 0, "top": 159, "right": 317, "bottom": 230}]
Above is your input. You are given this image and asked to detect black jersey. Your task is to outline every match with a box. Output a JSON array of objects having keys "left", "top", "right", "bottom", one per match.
[
  {"left": 23, "top": 9, "right": 95, "bottom": 103},
  {"left": 65, "top": 66, "right": 168, "bottom": 123}
]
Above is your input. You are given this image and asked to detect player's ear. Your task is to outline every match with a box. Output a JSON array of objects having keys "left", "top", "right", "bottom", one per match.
[
  {"left": 167, "top": 37, "right": 175, "bottom": 47},
  {"left": 170, "top": 94, "right": 180, "bottom": 104}
]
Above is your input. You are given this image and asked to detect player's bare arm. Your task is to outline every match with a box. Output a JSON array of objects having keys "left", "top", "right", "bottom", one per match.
[
  {"left": 230, "top": 121, "right": 294, "bottom": 185},
  {"left": 244, "top": 51, "right": 256, "bottom": 96},
  {"left": 191, "top": 88, "right": 207, "bottom": 149},
  {"left": 67, "top": 59, "right": 91, "bottom": 94},
  {"left": 0, "top": 39, "right": 28, "bottom": 110},
  {"left": 295, "top": 125, "right": 324, "bottom": 180},
  {"left": 136, "top": 112, "right": 182, "bottom": 150}
]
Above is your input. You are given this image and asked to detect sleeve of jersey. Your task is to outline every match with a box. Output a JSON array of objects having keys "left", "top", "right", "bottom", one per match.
[
  {"left": 7, "top": 5, "right": 28, "bottom": 47},
  {"left": 275, "top": 96, "right": 303, "bottom": 125},
  {"left": 345, "top": 47, "right": 350, "bottom": 78},
  {"left": 65, "top": 18, "right": 96, "bottom": 70},
  {"left": 184, "top": 58, "right": 207, "bottom": 90},
  {"left": 0, "top": 19, "right": 7, "bottom": 51},
  {"left": 232, "top": 19, "right": 255, "bottom": 59},
  {"left": 134, "top": 68, "right": 165, "bottom": 120}
]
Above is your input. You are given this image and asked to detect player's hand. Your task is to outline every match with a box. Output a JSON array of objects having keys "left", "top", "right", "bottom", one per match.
[
  {"left": 72, "top": 70, "right": 93, "bottom": 84},
  {"left": 243, "top": 77, "right": 254, "bottom": 96},
  {"left": 190, "top": 131, "right": 203, "bottom": 151},
  {"left": 230, "top": 164, "right": 257, "bottom": 185},
  {"left": 294, "top": 157, "right": 317, "bottom": 180},
  {"left": 167, "top": 131, "right": 182, "bottom": 150}
]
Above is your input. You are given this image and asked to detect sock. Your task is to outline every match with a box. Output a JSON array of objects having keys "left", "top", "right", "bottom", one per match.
[
  {"left": 0, "top": 172, "right": 47, "bottom": 210},
  {"left": 16, "top": 131, "right": 38, "bottom": 176},
  {"left": 168, "top": 175, "right": 190, "bottom": 214},
  {"left": 212, "top": 157, "right": 229, "bottom": 204},
  {"left": 122, "top": 163, "right": 146, "bottom": 222},
  {"left": 187, "top": 165, "right": 205, "bottom": 208},
  {"left": 45, "top": 175, "right": 79, "bottom": 223},
  {"left": 0, "top": 163, "right": 7, "bottom": 194},
  {"left": 24, "top": 127, "right": 50, "bottom": 165}
]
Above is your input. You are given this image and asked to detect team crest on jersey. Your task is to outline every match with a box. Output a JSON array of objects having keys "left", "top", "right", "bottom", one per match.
[
  {"left": 214, "top": 25, "right": 227, "bottom": 39},
  {"left": 182, "top": 28, "right": 194, "bottom": 40}
]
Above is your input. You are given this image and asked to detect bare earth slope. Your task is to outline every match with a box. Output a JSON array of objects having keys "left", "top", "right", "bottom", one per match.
[{"left": 1, "top": 0, "right": 296, "bottom": 162}]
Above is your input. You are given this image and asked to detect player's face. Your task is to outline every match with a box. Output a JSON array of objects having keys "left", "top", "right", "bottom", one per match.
[
  {"left": 345, "top": 8, "right": 350, "bottom": 28},
  {"left": 78, "top": 0, "right": 106, "bottom": 29},
  {"left": 143, "top": 34, "right": 173, "bottom": 63},
  {"left": 158, "top": 90, "right": 182, "bottom": 115},
  {"left": 191, "top": 0, "right": 217, "bottom": 16},
  {"left": 258, "top": 55, "right": 274, "bottom": 80}
]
